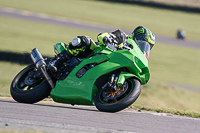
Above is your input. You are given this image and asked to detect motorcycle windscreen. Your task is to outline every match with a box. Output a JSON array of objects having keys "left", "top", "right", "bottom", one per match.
[{"left": 135, "top": 40, "right": 150, "bottom": 60}]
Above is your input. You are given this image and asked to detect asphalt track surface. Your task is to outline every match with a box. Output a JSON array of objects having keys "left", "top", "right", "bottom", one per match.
[
  {"left": 1, "top": 99, "right": 200, "bottom": 133},
  {"left": 0, "top": 7, "right": 200, "bottom": 49},
  {"left": 1, "top": 7, "right": 200, "bottom": 133}
]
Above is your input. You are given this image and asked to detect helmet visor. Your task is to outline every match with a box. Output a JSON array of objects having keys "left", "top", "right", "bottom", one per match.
[{"left": 135, "top": 40, "right": 150, "bottom": 59}]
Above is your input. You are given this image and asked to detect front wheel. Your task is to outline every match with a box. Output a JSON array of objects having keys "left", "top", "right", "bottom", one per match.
[
  {"left": 94, "top": 78, "right": 141, "bottom": 112},
  {"left": 10, "top": 64, "right": 52, "bottom": 104}
]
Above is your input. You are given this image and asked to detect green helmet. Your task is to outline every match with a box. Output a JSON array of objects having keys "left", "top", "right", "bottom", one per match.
[{"left": 131, "top": 26, "right": 155, "bottom": 49}]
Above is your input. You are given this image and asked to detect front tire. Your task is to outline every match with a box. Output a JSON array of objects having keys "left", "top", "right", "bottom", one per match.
[
  {"left": 94, "top": 78, "right": 141, "bottom": 112},
  {"left": 10, "top": 64, "right": 52, "bottom": 104}
]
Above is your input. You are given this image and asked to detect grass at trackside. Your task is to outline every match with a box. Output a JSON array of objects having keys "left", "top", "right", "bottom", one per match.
[
  {"left": 0, "top": 0, "right": 200, "bottom": 42},
  {"left": 131, "top": 105, "right": 200, "bottom": 118},
  {"left": 0, "top": 16, "right": 200, "bottom": 88},
  {"left": 149, "top": 42, "right": 200, "bottom": 88},
  {"left": 132, "top": 80, "right": 200, "bottom": 117}
]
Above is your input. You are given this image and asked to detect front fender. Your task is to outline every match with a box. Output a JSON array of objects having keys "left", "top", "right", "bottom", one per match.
[{"left": 117, "top": 72, "right": 140, "bottom": 86}]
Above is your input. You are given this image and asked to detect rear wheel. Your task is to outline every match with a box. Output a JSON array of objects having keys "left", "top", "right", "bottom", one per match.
[
  {"left": 94, "top": 78, "right": 141, "bottom": 112},
  {"left": 10, "top": 64, "right": 52, "bottom": 104}
]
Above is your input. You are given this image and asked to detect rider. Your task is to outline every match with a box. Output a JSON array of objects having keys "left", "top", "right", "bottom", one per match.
[{"left": 48, "top": 26, "right": 155, "bottom": 72}]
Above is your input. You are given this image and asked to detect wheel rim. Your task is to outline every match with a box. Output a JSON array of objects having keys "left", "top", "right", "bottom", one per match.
[
  {"left": 99, "top": 79, "right": 134, "bottom": 104},
  {"left": 16, "top": 67, "right": 44, "bottom": 91}
]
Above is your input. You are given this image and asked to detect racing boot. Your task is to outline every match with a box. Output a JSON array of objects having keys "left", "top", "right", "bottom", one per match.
[{"left": 48, "top": 50, "right": 72, "bottom": 72}]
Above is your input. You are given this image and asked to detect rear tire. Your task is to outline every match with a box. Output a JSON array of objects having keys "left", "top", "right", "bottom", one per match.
[
  {"left": 94, "top": 78, "right": 141, "bottom": 112},
  {"left": 10, "top": 64, "right": 52, "bottom": 104}
]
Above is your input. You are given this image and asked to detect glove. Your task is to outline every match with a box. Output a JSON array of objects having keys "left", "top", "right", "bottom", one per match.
[
  {"left": 103, "top": 36, "right": 118, "bottom": 45},
  {"left": 102, "top": 36, "right": 112, "bottom": 45}
]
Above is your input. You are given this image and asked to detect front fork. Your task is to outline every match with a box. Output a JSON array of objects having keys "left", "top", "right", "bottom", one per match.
[
  {"left": 30, "top": 48, "right": 55, "bottom": 89},
  {"left": 102, "top": 71, "right": 137, "bottom": 91},
  {"left": 102, "top": 71, "right": 121, "bottom": 91}
]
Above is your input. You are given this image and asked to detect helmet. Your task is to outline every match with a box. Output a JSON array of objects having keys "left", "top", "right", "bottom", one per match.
[{"left": 131, "top": 26, "right": 155, "bottom": 50}]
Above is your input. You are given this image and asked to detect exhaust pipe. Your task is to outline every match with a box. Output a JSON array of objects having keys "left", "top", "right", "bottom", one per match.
[
  {"left": 30, "top": 48, "right": 46, "bottom": 69},
  {"left": 30, "top": 48, "right": 55, "bottom": 89}
]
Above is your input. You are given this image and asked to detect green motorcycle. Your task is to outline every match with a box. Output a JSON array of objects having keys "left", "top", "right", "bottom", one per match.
[{"left": 10, "top": 38, "right": 150, "bottom": 112}]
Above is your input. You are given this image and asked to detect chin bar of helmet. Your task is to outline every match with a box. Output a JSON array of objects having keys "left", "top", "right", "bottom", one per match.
[{"left": 30, "top": 48, "right": 55, "bottom": 89}]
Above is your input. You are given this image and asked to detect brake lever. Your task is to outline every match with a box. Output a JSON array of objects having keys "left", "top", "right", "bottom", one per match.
[{"left": 123, "top": 45, "right": 132, "bottom": 50}]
